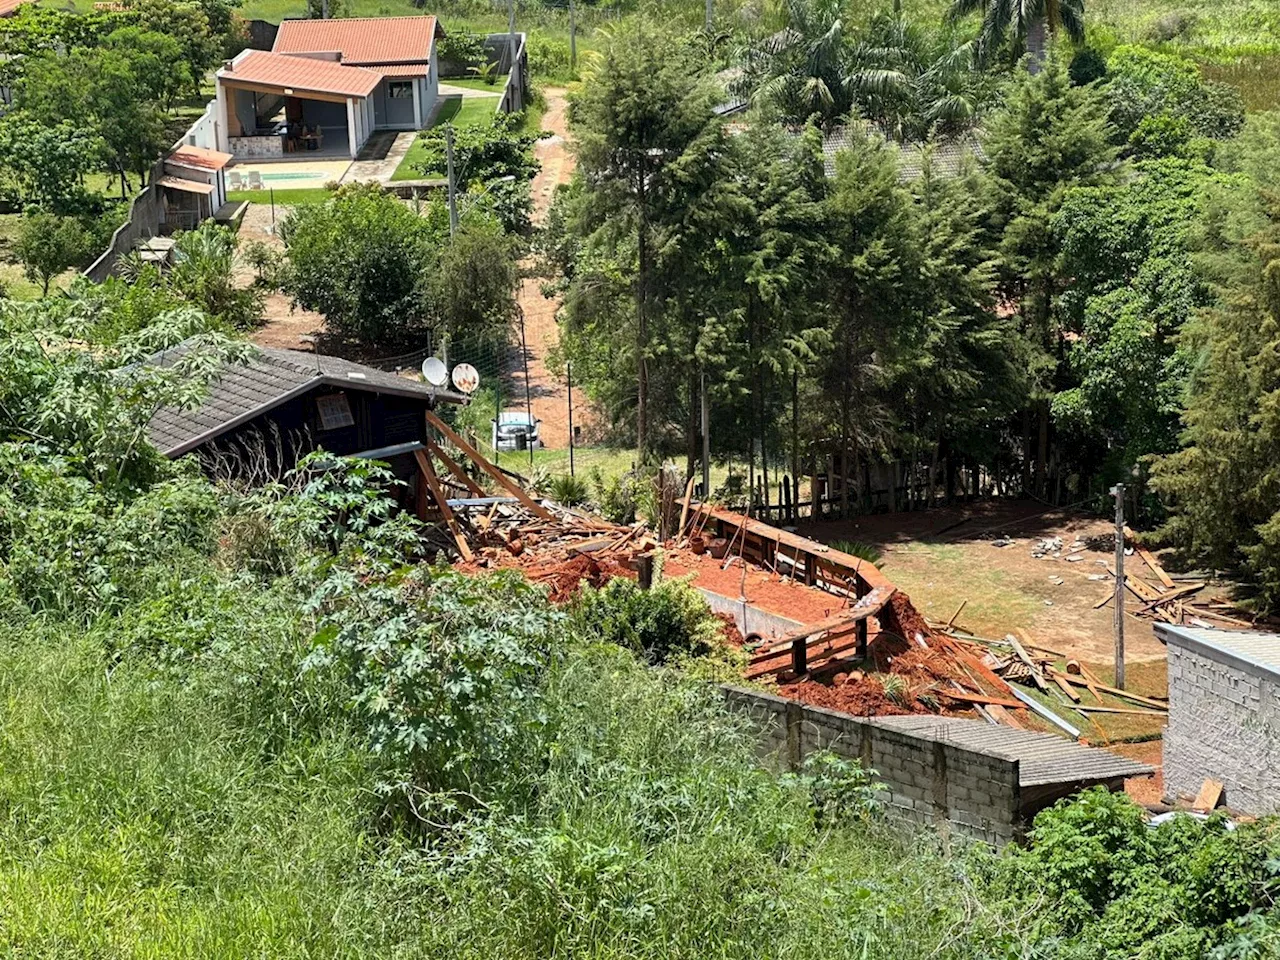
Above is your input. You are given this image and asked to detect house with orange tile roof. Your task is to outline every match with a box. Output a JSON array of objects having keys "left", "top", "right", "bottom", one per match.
[{"left": 214, "top": 15, "right": 444, "bottom": 161}]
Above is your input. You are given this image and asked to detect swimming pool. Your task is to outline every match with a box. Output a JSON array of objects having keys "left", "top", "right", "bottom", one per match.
[{"left": 256, "top": 171, "right": 326, "bottom": 181}]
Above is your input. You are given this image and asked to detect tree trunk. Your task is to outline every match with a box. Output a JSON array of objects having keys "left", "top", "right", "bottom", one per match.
[
  {"left": 635, "top": 163, "right": 649, "bottom": 463},
  {"left": 1026, "top": 15, "right": 1046, "bottom": 72},
  {"left": 1037, "top": 401, "right": 1049, "bottom": 498},
  {"left": 791, "top": 370, "right": 800, "bottom": 515}
]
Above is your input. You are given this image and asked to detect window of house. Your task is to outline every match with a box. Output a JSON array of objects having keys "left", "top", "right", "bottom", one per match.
[
  {"left": 316, "top": 393, "right": 355, "bottom": 430},
  {"left": 388, "top": 81, "right": 414, "bottom": 100}
]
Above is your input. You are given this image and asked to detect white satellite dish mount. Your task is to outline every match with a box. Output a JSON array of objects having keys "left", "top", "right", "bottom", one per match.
[{"left": 421, "top": 356, "right": 449, "bottom": 387}]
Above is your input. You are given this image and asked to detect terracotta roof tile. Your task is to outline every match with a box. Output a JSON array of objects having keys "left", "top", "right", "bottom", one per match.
[
  {"left": 220, "top": 50, "right": 381, "bottom": 99},
  {"left": 168, "top": 144, "right": 234, "bottom": 171},
  {"left": 273, "top": 15, "right": 439, "bottom": 66}
]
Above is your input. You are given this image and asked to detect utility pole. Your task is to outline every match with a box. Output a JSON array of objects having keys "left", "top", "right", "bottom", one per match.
[
  {"left": 569, "top": 0, "right": 577, "bottom": 73},
  {"left": 565, "top": 360, "right": 576, "bottom": 478},
  {"left": 705, "top": 0, "right": 712, "bottom": 33},
  {"left": 700, "top": 371, "right": 710, "bottom": 499},
  {"left": 567, "top": 361, "right": 575, "bottom": 477},
  {"left": 445, "top": 125, "right": 458, "bottom": 236},
  {"left": 1112, "top": 482, "right": 1126, "bottom": 690},
  {"left": 520, "top": 308, "right": 533, "bottom": 470}
]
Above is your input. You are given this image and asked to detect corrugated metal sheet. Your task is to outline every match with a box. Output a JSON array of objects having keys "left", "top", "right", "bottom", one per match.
[
  {"left": 1157, "top": 624, "right": 1280, "bottom": 679},
  {"left": 874, "top": 715, "right": 1154, "bottom": 787},
  {"left": 145, "top": 341, "right": 464, "bottom": 457},
  {"left": 273, "top": 15, "right": 438, "bottom": 66},
  {"left": 220, "top": 50, "right": 381, "bottom": 99}
]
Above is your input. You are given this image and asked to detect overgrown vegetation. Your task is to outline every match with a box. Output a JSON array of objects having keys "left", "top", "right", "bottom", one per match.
[{"left": 0, "top": 289, "right": 1277, "bottom": 956}]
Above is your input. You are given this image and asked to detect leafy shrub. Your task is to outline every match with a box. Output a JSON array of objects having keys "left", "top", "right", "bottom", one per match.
[
  {"left": 549, "top": 473, "right": 589, "bottom": 506},
  {"left": 309, "top": 565, "right": 562, "bottom": 823},
  {"left": 830, "top": 538, "right": 884, "bottom": 564},
  {"left": 590, "top": 466, "right": 640, "bottom": 524},
  {"left": 438, "top": 28, "right": 486, "bottom": 73},
  {"left": 1146, "top": 10, "right": 1198, "bottom": 42},
  {"left": 783, "top": 751, "right": 880, "bottom": 828},
  {"left": 1069, "top": 45, "right": 1108, "bottom": 86},
  {"left": 571, "top": 575, "right": 722, "bottom": 664}
]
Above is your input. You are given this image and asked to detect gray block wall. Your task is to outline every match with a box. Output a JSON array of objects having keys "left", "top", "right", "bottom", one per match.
[
  {"left": 1165, "top": 641, "right": 1280, "bottom": 813},
  {"left": 722, "top": 685, "right": 1021, "bottom": 845}
]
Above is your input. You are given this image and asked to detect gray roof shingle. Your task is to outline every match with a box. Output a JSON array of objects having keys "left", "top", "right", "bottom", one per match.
[
  {"left": 873, "top": 714, "right": 1154, "bottom": 787},
  {"left": 146, "top": 341, "right": 464, "bottom": 457}
]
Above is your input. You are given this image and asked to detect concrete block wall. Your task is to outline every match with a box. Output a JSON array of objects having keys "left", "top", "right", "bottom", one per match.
[
  {"left": 1165, "top": 641, "right": 1280, "bottom": 813},
  {"left": 722, "top": 686, "right": 1021, "bottom": 845}
]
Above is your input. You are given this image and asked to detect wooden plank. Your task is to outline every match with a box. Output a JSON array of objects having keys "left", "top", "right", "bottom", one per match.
[
  {"left": 1125, "top": 525, "right": 1175, "bottom": 589},
  {"left": 945, "top": 599, "right": 967, "bottom": 629},
  {"left": 986, "top": 704, "right": 1025, "bottom": 729},
  {"left": 1051, "top": 672, "right": 1082, "bottom": 703},
  {"left": 1192, "top": 778, "right": 1224, "bottom": 813},
  {"left": 424, "top": 410, "right": 555, "bottom": 521},
  {"left": 1071, "top": 704, "right": 1167, "bottom": 717},
  {"left": 677, "top": 476, "right": 695, "bottom": 541},
  {"left": 1055, "top": 673, "right": 1169, "bottom": 710},
  {"left": 1008, "top": 633, "right": 1049, "bottom": 692},
  {"left": 1134, "top": 582, "right": 1207, "bottom": 615},
  {"left": 414, "top": 449, "right": 473, "bottom": 563},
  {"left": 940, "top": 689, "right": 1025, "bottom": 709},
  {"left": 424, "top": 437, "right": 487, "bottom": 498}
]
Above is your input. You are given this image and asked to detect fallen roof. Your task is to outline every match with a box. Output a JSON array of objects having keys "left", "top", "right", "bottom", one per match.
[
  {"left": 219, "top": 50, "right": 382, "bottom": 99},
  {"left": 146, "top": 341, "right": 465, "bottom": 458},
  {"left": 873, "top": 714, "right": 1154, "bottom": 786},
  {"left": 1156, "top": 624, "right": 1280, "bottom": 680},
  {"left": 273, "top": 15, "right": 440, "bottom": 66},
  {"left": 167, "top": 144, "right": 234, "bottom": 172}
]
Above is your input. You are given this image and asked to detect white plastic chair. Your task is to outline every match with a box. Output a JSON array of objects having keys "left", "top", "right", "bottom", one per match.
[
  {"left": 227, "top": 170, "right": 243, "bottom": 190},
  {"left": 247, "top": 170, "right": 264, "bottom": 190}
]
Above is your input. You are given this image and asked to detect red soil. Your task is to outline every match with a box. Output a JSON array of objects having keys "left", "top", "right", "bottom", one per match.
[{"left": 662, "top": 550, "right": 850, "bottom": 624}]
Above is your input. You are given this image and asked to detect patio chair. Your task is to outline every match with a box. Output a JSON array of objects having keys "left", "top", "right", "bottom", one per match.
[
  {"left": 227, "top": 171, "right": 244, "bottom": 190},
  {"left": 247, "top": 170, "right": 263, "bottom": 190}
]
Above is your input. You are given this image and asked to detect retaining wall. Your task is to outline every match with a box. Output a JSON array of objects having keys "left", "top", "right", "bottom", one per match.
[
  {"left": 723, "top": 685, "right": 1022, "bottom": 845},
  {"left": 1165, "top": 639, "right": 1280, "bottom": 813}
]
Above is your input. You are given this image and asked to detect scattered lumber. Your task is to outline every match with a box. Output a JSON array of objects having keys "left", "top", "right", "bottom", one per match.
[
  {"left": 1069, "top": 704, "right": 1167, "bottom": 717},
  {"left": 1193, "top": 778, "right": 1225, "bottom": 813}
]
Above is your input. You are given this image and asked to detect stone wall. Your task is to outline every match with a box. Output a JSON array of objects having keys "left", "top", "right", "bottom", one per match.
[
  {"left": 722, "top": 685, "right": 1022, "bottom": 845},
  {"left": 1164, "top": 639, "right": 1280, "bottom": 813}
]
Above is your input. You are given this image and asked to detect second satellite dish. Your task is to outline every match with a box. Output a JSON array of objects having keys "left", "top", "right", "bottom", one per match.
[
  {"left": 421, "top": 356, "right": 449, "bottom": 387},
  {"left": 451, "top": 363, "right": 480, "bottom": 394}
]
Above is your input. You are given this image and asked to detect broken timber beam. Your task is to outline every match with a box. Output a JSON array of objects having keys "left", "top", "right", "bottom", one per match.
[
  {"left": 424, "top": 410, "right": 555, "bottom": 521},
  {"left": 414, "top": 448, "right": 473, "bottom": 563},
  {"left": 425, "top": 437, "right": 487, "bottom": 498}
]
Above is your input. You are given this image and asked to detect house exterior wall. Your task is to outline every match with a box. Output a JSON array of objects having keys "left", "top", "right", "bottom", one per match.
[
  {"left": 1164, "top": 638, "right": 1280, "bottom": 814},
  {"left": 373, "top": 77, "right": 417, "bottom": 129}
]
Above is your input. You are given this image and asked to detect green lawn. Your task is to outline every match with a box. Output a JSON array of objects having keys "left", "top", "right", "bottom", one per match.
[{"left": 390, "top": 95, "right": 502, "bottom": 182}]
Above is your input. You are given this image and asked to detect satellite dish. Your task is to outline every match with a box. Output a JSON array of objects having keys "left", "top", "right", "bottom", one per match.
[
  {"left": 421, "top": 356, "right": 449, "bottom": 387},
  {"left": 451, "top": 362, "right": 480, "bottom": 394}
]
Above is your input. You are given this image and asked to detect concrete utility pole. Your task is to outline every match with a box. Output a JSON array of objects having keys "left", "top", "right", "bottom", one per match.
[
  {"left": 445, "top": 125, "right": 458, "bottom": 236},
  {"left": 567, "top": 361, "right": 575, "bottom": 477},
  {"left": 700, "top": 372, "right": 710, "bottom": 499},
  {"left": 705, "top": 0, "right": 713, "bottom": 33},
  {"left": 1112, "top": 482, "right": 1126, "bottom": 690}
]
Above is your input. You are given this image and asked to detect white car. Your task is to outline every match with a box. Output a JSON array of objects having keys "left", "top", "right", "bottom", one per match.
[{"left": 492, "top": 411, "right": 542, "bottom": 451}]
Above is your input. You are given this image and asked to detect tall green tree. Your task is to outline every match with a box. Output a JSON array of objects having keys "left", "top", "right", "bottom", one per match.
[
  {"left": 567, "top": 26, "right": 725, "bottom": 461},
  {"left": 1151, "top": 115, "right": 1280, "bottom": 608},
  {"left": 15, "top": 211, "right": 90, "bottom": 296},
  {"left": 949, "top": 0, "right": 1085, "bottom": 67},
  {"left": 980, "top": 54, "right": 1117, "bottom": 494}
]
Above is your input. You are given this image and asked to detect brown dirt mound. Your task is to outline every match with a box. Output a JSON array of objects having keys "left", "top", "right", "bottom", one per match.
[
  {"left": 780, "top": 677, "right": 922, "bottom": 717},
  {"left": 534, "top": 553, "right": 633, "bottom": 603},
  {"left": 716, "top": 612, "right": 745, "bottom": 648}
]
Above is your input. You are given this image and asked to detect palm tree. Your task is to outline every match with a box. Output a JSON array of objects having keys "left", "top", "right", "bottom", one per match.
[{"left": 948, "top": 0, "right": 1085, "bottom": 68}]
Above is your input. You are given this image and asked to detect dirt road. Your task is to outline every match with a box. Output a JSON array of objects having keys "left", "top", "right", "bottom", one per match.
[{"left": 516, "top": 87, "right": 587, "bottom": 449}]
